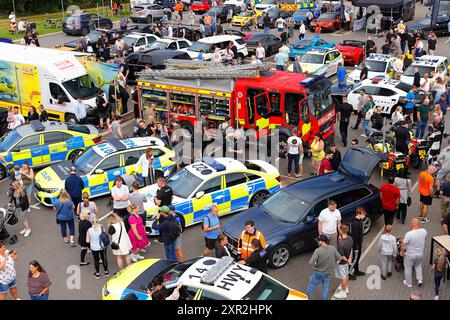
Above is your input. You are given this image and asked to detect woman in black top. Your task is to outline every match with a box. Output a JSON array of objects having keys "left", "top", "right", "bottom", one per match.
[
  {"left": 27, "top": 106, "right": 39, "bottom": 121},
  {"left": 78, "top": 210, "right": 92, "bottom": 266},
  {"left": 215, "top": 234, "right": 233, "bottom": 259},
  {"left": 38, "top": 105, "right": 48, "bottom": 122}
]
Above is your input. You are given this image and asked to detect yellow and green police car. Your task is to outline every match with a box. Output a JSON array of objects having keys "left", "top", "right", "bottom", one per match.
[
  {"left": 102, "top": 257, "right": 308, "bottom": 300},
  {"left": 231, "top": 11, "right": 255, "bottom": 27},
  {"left": 0, "top": 120, "right": 100, "bottom": 179},
  {"left": 34, "top": 137, "right": 175, "bottom": 206},
  {"left": 141, "top": 157, "right": 281, "bottom": 235}
]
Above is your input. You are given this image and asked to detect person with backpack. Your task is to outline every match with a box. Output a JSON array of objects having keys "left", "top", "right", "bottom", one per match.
[
  {"left": 86, "top": 219, "right": 109, "bottom": 279},
  {"left": 127, "top": 204, "right": 149, "bottom": 263},
  {"left": 202, "top": 205, "right": 221, "bottom": 257},
  {"left": 169, "top": 205, "right": 184, "bottom": 262},
  {"left": 152, "top": 206, "right": 178, "bottom": 261}
]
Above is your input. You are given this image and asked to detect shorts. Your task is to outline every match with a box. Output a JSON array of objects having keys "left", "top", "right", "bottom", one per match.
[
  {"left": 24, "top": 184, "right": 32, "bottom": 196},
  {"left": 420, "top": 194, "right": 432, "bottom": 206},
  {"left": 17, "top": 208, "right": 27, "bottom": 222},
  {"left": 205, "top": 237, "right": 217, "bottom": 250},
  {"left": 174, "top": 234, "right": 182, "bottom": 250},
  {"left": 404, "top": 108, "right": 414, "bottom": 115},
  {"left": 98, "top": 112, "right": 110, "bottom": 120},
  {"left": 277, "top": 27, "right": 284, "bottom": 32},
  {"left": 0, "top": 278, "right": 16, "bottom": 293},
  {"left": 335, "top": 264, "right": 349, "bottom": 280},
  {"left": 437, "top": 169, "right": 450, "bottom": 181}
]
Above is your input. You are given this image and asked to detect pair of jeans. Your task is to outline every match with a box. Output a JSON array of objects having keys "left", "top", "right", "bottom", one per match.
[
  {"left": 276, "top": 65, "right": 284, "bottom": 71},
  {"left": 29, "top": 293, "right": 49, "bottom": 300},
  {"left": 287, "top": 153, "right": 300, "bottom": 175},
  {"left": 435, "top": 274, "right": 444, "bottom": 296},
  {"left": 59, "top": 219, "right": 75, "bottom": 238},
  {"left": 164, "top": 242, "right": 177, "bottom": 261},
  {"left": 362, "top": 119, "right": 372, "bottom": 136},
  {"left": 353, "top": 111, "right": 363, "bottom": 129},
  {"left": 264, "top": 26, "right": 270, "bottom": 35},
  {"left": 416, "top": 121, "right": 427, "bottom": 139},
  {"left": 306, "top": 271, "right": 331, "bottom": 300},
  {"left": 340, "top": 119, "right": 349, "bottom": 145}
]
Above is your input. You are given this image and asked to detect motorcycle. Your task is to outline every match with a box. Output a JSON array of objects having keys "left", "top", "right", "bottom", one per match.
[{"left": 409, "top": 138, "right": 430, "bottom": 169}]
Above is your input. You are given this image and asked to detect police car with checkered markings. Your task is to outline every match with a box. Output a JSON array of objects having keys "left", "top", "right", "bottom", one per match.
[
  {"left": 102, "top": 256, "right": 307, "bottom": 300},
  {"left": 0, "top": 120, "right": 100, "bottom": 179},
  {"left": 34, "top": 137, "right": 175, "bottom": 206},
  {"left": 142, "top": 157, "right": 281, "bottom": 235}
]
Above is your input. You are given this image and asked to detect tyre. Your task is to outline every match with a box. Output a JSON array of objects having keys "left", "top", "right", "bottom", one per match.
[
  {"left": 362, "top": 215, "right": 372, "bottom": 235},
  {"left": 268, "top": 243, "right": 291, "bottom": 268},
  {"left": 67, "top": 149, "right": 84, "bottom": 161},
  {"left": 180, "top": 121, "right": 194, "bottom": 137},
  {"left": 0, "top": 164, "right": 6, "bottom": 180},
  {"left": 65, "top": 114, "right": 77, "bottom": 124},
  {"left": 279, "top": 134, "right": 288, "bottom": 159},
  {"left": 81, "top": 27, "right": 90, "bottom": 36},
  {"left": 146, "top": 15, "right": 153, "bottom": 24},
  {"left": 236, "top": 53, "right": 244, "bottom": 65},
  {"left": 250, "top": 190, "right": 269, "bottom": 207}
]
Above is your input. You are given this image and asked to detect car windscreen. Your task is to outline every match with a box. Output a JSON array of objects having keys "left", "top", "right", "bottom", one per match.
[
  {"left": 62, "top": 74, "right": 99, "bottom": 100},
  {"left": 239, "top": 11, "right": 253, "bottom": 17},
  {"left": 300, "top": 53, "right": 323, "bottom": 64},
  {"left": 248, "top": 34, "right": 265, "bottom": 42},
  {"left": 260, "top": 189, "right": 310, "bottom": 223},
  {"left": 403, "top": 65, "right": 435, "bottom": 77},
  {"left": 73, "top": 147, "right": 102, "bottom": 174},
  {"left": 0, "top": 130, "right": 22, "bottom": 152},
  {"left": 242, "top": 274, "right": 289, "bottom": 300},
  {"left": 64, "top": 16, "right": 78, "bottom": 24},
  {"left": 308, "top": 86, "right": 333, "bottom": 118},
  {"left": 166, "top": 167, "right": 203, "bottom": 199},
  {"left": 121, "top": 36, "right": 138, "bottom": 46},
  {"left": 317, "top": 13, "right": 335, "bottom": 21},
  {"left": 133, "top": 6, "right": 145, "bottom": 10},
  {"left": 188, "top": 41, "right": 212, "bottom": 52},
  {"left": 148, "top": 41, "right": 169, "bottom": 50},
  {"left": 87, "top": 31, "right": 102, "bottom": 43},
  {"left": 364, "top": 60, "right": 387, "bottom": 73}
]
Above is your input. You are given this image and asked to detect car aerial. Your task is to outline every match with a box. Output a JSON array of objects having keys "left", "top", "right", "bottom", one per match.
[
  {"left": 309, "top": 12, "right": 343, "bottom": 32},
  {"left": 34, "top": 137, "right": 175, "bottom": 206},
  {"left": 256, "top": 7, "right": 281, "bottom": 29},
  {"left": 288, "top": 37, "right": 335, "bottom": 60},
  {"left": 140, "top": 157, "right": 281, "bottom": 234},
  {"left": 202, "top": 5, "right": 241, "bottom": 24},
  {"left": 130, "top": 3, "right": 166, "bottom": 23},
  {"left": 62, "top": 13, "right": 113, "bottom": 36},
  {"left": 231, "top": 10, "right": 255, "bottom": 28},
  {"left": 335, "top": 39, "right": 365, "bottom": 65},
  {"left": 254, "top": 0, "right": 279, "bottom": 15},
  {"left": 102, "top": 256, "right": 308, "bottom": 300},
  {"left": 172, "top": 25, "right": 203, "bottom": 42},
  {"left": 186, "top": 35, "right": 248, "bottom": 64},
  {"left": 245, "top": 33, "right": 282, "bottom": 57},
  {"left": 224, "top": 29, "right": 253, "bottom": 41},
  {"left": 223, "top": 147, "right": 383, "bottom": 268},
  {"left": 0, "top": 120, "right": 100, "bottom": 179},
  {"left": 146, "top": 38, "right": 193, "bottom": 52},
  {"left": 348, "top": 53, "right": 397, "bottom": 84},
  {"left": 407, "top": 15, "right": 450, "bottom": 39},
  {"left": 288, "top": 48, "right": 343, "bottom": 77},
  {"left": 121, "top": 33, "right": 160, "bottom": 53},
  {"left": 400, "top": 55, "right": 449, "bottom": 85}
]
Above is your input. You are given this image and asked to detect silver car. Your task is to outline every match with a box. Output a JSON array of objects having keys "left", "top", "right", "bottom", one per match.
[{"left": 130, "top": 4, "right": 165, "bottom": 23}]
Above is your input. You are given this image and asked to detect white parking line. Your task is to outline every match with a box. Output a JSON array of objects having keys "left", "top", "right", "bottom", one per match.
[{"left": 99, "top": 211, "right": 113, "bottom": 222}]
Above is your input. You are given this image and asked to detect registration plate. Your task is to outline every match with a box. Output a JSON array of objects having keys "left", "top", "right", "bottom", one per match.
[
  {"left": 396, "top": 163, "right": 404, "bottom": 170},
  {"left": 383, "top": 162, "right": 390, "bottom": 169},
  {"left": 419, "top": 149, "right": 426, "bottom": 159}
]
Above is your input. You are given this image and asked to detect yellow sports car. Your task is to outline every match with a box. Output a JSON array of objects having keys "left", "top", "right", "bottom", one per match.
[
  {"left": 102, "top": 257, "right": 308, "bottom": 300},
  {"left": 231, "top": 11, "right": 255, "bottom": 27}
]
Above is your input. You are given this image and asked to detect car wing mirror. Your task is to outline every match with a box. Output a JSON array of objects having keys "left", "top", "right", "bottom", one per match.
[
  {"left": 195, "top": 191, "right": 205, "bottom": 199},
  {"left": 95, "top": 169, "right": 104, "bottom": 175}
]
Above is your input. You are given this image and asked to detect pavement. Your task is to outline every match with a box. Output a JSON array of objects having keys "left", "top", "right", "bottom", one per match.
[{"left": 2, "top": 1, "right": 450, "bottom": 300}]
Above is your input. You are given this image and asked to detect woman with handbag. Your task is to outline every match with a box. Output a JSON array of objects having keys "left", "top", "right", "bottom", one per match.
[
  {"left": 86, "top": 219, "right": 109, "bottom": 279},
  {"left": 127, "top": 204, "right": 149, "bottom": 263},
  {"left": 394, "top": 168, "right": 412, "bottom": 224},
  {"left": 78, "top": 209, "right": 92, "bottom": 266},
  {"left": 53, "top": 190, "right": 76, "bottom": 246},
  {"left": 8, "top": 181, "right": 31, "bottom": 238},
  {"left": 107, "top": 213, "right": 132, "bottom": 271}
]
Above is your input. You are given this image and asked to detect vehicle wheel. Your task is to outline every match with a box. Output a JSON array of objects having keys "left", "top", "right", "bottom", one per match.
[
  {"left": 65, "top": 114, "right": 77, "bottom": 124},
  {"left": 268, "top": 244, "right": 291, "bottom": 269},
  {"left": 362, "top": 215, "right": 372, "bottom": 235},
  {"left": 266, "top": 46, "right": 272, "bottom": 57},
  {"left": 410, "top": 155, "right": 421, "bottom": 169},
  {"left": 106, "top": 22, "right": 113, "bottom": 29},
  {"left": 250, "top": 190, "right": 269, "bottom": 207},
  {"left": 81, "top": 27, "right": 90, "bottom": 36},
  {"left": 180, "top": 121, "right": 194, "bottom": 137},
  {"left": 279, "top": 134, "right": 288, "bottom": 159},
  {"left": 67, "top": 149, "right": 84, "bottom": 161},
  {"left": 146, "top": 15, "right": 153, "bottom": 24},
  {"left": 0, "top": 164, "right": 6, "bottom": 180},
  {"left": 236, "top": 53, "right": 244, "bottom": 65}
]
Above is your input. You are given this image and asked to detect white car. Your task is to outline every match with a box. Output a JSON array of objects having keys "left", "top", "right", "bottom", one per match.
[
  {"left": 186, "top": 35, "right": 249, "bottom": 64},
  {"left": 223, "top": 0, "right": 246, "bottom": 8},
  {"left": 400, "top": 55, "right": 449, "bottom": 85},
  {"left": 348, "top": 53, "right": 396, "bottom": 84},
  {"left": 146, "top": 38, "right": 193, "bottom": 52},
  {"left": 121, "top": 33, "right": 160, "bottom": 52},
  {"left": 255, "top": 0, "right": 278, "bottom": 14},
  {"left": 289, "top": 48, "right": 343, "bottom": 77},
  {"left": 347, "top": 78, "right": 412, "bottom": 115}
]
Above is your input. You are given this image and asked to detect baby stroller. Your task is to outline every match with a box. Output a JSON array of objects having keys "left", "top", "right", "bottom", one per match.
[
  {"left": 394, "top": 238, "right": 404, "bottom": 272},
  {"left": 0, "top": 206, "right": 18, "bottom": 245}
]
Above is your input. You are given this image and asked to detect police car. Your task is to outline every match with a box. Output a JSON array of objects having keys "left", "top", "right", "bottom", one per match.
[
  {"left": 34, "top": 137, "right": 175, "bottom": 206},
  {"left": 0, "top": 120, "right": 100, "bottom": 179},
  {"left": 400, "top": 55, "right": 449, "bottom": 85},
  {"left": 347, "top": 53, "right": 397, "bottom": 84},
  {"left": 102, "top": 256, "right": 307, "bottom": 300},
  {"left": 287, "top": 48, "right": 343, "bottom": 77},
  {"left": 141, "top": 157, "right": 281, "bottom": 234}
]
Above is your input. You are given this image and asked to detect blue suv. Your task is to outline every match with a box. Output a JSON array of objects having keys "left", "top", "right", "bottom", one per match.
[
  {"left": 62, "top": 13, "right": 113, "bottom": 36},
  {"left": 223, "top": 148, "right": 384, "bottom": 269}
]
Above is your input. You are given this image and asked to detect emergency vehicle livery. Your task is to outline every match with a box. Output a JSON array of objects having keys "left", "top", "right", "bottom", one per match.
[
  {"left": 102, "top": 256, "right": 308, "bottom": 300},
  {"left": 142, "top": 157, "right": 281, "bottom": 234},
  {"left": 0, "top": 120, "right": 100, "bottom": 179},
  {"left": 34, "top": 137, "right": 175, "bottom": 206}
]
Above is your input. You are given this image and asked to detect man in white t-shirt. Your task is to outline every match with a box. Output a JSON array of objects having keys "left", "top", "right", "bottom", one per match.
[
  {"left": 419, "top": 73, "right": 430, "bottom": 93},
  {"left": 256, "top": 43, "right": 265, "bottom": 62},
  {"left": 12, "top": 107, "right": 25, "bottom": 129},
  {"left": 401, "top": 218, "right": 427, "bottom": 288},
  {"left": 318, "top": 200, "right": 342, "bottom": 247},
  {"left": 111, "top": 177, "right": 130, "bottom": 230},
  {"left": 286, "top": 128, "right": 303, "bottom": 178},
  {"left": 276, "top": 17, "right": 286, "bottom": 32}
]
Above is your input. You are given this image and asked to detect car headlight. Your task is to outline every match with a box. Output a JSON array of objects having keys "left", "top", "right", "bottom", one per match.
[
  {"left": 103, "top": 284, "right": 110, "bottom": 297},
  {"left": 42, "top": 188, "right": 59, "bottom": 194}
]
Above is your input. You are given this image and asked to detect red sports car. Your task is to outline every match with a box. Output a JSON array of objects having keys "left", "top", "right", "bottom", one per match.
[
  {"left": 310, "top": 12, "right": 343, "bottom": 33},
  {"left": 336, "top": 40, "right": 366, "bottom": 65}
]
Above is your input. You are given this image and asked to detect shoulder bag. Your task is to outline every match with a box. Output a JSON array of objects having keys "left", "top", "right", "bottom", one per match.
[{"left": 110, "top": 223, "right": 122, "bottom": 250}]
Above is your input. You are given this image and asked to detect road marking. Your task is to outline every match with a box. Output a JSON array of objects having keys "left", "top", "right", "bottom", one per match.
[{"left": 99, "top": 210, "right": 113, "bottom": 222}]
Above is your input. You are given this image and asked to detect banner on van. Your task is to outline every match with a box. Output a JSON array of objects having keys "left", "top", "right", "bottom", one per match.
[{"left": 78, "top": 58, "right": 119, "bottom": 93}]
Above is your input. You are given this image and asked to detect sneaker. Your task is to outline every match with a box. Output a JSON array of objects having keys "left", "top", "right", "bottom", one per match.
[
  {"left": 140, "top": 248, "right": 146, "bottom": 253},
  {"left": 93, "top": 273, "right": 101, "bottom": 280},
  {"left": 418, "top": 281, "right": 423, "bottom": 287},
  {"left": 287, "top": 173, "right": 292, "bottom": 177},
  {"left": 338, "top": 285, "right": 349, "bottom": 294},
  {"left": 295, "top": 174, "right": 300, "bottom": 178},
  {"left": 360, "top": 133, "right": 367, "bottom": 137},
  {"left": 154, "top": 239, "right": 163, "bottom": 244},
  {"left": 434, "top": 295, "right": 439, "bottom": 300},
  {"left": 136, "top": 255, "right": 145, "bottom": 260},
  {"left": 381, "top": 275, "right": 386, "bottom": 280},
  {"left": 80, "top": 262, "right": 90, "bottom": 266},
  {"left": 420, "top": 218, "right": 430, "bottom": 224},
  {"left": 70, "top": 242, "right": 76, "bottom": 247},
  {"left": 354, "top": 271, "right": 366, "bottom": 276},
  {"left": 19, "top": 229, "right": 26, "bottom": 235},
  {"left": 24, "top": 229, "right": 31, "bottom": 237},
  {"left": 104, "top": 271, "right": 109, "bottom": 277},
  {"left": 130, "top": 254, "right": 138, "bottom": 263},
  {"left": 349, "top": 274, "right": 357, "bottom": 281},
  {"left": 387, "top": 272, "right": 392, "bottom": 278},
  {"left": 403, "top": 280, "right": 412, "bottom": 288},
  {"left": 333, "top": 290, "right": 347, "bottom": 299}
]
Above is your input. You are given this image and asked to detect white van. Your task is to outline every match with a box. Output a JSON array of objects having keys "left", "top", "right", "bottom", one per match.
[{"left": 0, "top": 43, "right": 100, "bottom": 123}]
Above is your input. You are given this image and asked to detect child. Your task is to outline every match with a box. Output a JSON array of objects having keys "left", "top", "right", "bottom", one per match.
[
  {"left": 377, "top": 225, "right": 397, "bottom": 280},
  {"left": 159, "top": 120, "right": 170, "bottom": 147},
  {"left": 7, "top": 106, "right": 14, "bottom": 130},
  {"left": 430, "top": 248, "right": 448, "bottom": 300},
  {"left": 13, "top": 164, "right": 22, "bottom": 185}
]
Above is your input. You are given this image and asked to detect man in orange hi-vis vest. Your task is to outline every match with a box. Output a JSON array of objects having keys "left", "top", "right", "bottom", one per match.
[{"left": 237, "top": 220, "right": 267, "bottom": 260}]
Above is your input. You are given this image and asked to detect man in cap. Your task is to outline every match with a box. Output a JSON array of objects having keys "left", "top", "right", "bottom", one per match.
[
  {"left": 168, "top": 205, "right": 184, "bottom": 262},
  {"left": 152, "top": 206, "right": 177, "bottom": 261}
]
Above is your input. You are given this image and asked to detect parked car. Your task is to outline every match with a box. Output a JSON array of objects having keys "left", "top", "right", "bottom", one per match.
[
  {"left": 186, "top": 35, "right": 248, "bottom": 64},
  {"left": 309, "top": 12, "right": 343, "bottom": 32},
  {"left": 202, "top": 5, "right": 241, "bottom": 24},
  {"left": 63, "top": 28, "right": 113, "bottom": 50},
  {"left": 172, "top": 25, "right": 202, "bottom": 41},
  {"left": 254, "top": 0, "right": 279, "bottom": 15},
  {"left": 407, "top": 15, "right": 450, "bottom": 38},
  {"left": 256, "top": 8, "right": 281, "bottom": 28},
  {"left": 223, "top": 147, "right": 384, "bottom": 268},
  {"left": 335, "top": 40, "right": 366, "bottom": 65},
  {"left": 121, "top": 33, "right": 160, "bottom": 53},
  {"left": 231, "top": 10, "right": 256, "bottom": 28},
  {"left": 62, "top": 13, "right": 113, "bottom": 36},
  {"left": 289, "top": 37, "right": 335, "bottom": 60},
  {"left": 224, "top": 29, "right": 252, "bottom": 41},
  {"left": 130, "top": 4, "right": 166, "bottom": 23},
  {"left": 146, "top": 38, "right": 193, "bottom": 52},
  {"left": 291, "top": 8, "right": 311, "bottom": 25},
  {"left": 124, "top": 23, "right": 155, "bottom": 35},
  {"left": 191, "top": 0, "right": 215, "bottom": 13},
  {"left": 246, "top": 33, "right": 282, "bottom": 57}
]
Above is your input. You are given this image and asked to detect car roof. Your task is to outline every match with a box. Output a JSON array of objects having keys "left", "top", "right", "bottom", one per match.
[
  {"left": 198, "top": 35, "right": 240, "bottom": 43},
  {"left": 358, "top": 78, "right": 405, "bottom": 91},
  {"left": 412, "top": 55, "right": 447, "bottom": 66},
  {"left": 15, "top": 121, "right": 94, "bottom": 137},
  {"left": 366, "top": 53, "right": 395, "bottom": 62},
  {"left": 184, "top": 157, "right": 248, "bottom": 179},
  {"left": 91, "top": 137, "right": 165, "bottom": 157},
  {"left": 141, "top": 49, "right": 188, "bottom": 57}
]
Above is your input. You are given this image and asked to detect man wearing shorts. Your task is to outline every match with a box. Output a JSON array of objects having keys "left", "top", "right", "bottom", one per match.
[
  {"left": 169, "top": 205, "right": 184, "bottom": 262},
  {"left": 334, "top": 224, "right": 353, "bottom": 299},
  {"left": 436, "top": 140, "right": 450, "bottom": 196},
  {"left": 418, "top": 165, "right": 436, "bottom": 223},
  {"left": 202, "top": 205, "right": 221, "bottom": 257}
]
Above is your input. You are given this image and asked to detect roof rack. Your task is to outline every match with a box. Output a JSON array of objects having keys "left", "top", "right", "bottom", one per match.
[{"left": 200, "top": 256, "right": 235, "bottom": 285}]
